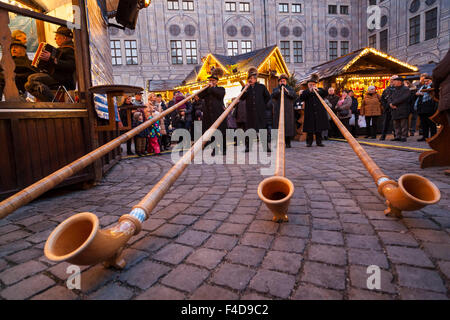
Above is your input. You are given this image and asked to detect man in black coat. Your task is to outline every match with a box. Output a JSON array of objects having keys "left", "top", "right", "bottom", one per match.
[
  {"left": 10, "top": 40, "right": 37, "bottom": 94},
  {"left": 240, "top": 69, "right": 271, "bottom": 152},
  {"left": 380, "top": 75, "right": 398, "bottom": 140},
  {"left": 416, "top": 76, "right": 438, "bottom": 141},
  {"left": 388, "top": 77, "right": 412, "bottom": 142},
  {"left": 299, "top": 74, "right": 329, "bottom": 147},
  {"left": 25, "top": 26, "right": 76, "bottom": 101},
  {"left": 197, "top": 70, "right": 227, "bottom": 155},
  {"left": 271, "top": 74, "right": 297, "bottom": 148}
]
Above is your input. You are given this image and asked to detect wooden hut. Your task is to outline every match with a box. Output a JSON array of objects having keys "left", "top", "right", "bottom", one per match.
[
  {"left": 0, "top": 0, "right": 146, "bottom": 200},
  {"left": 299, "top": 47, "right": 419, "bottom": 99},
  {"left": 175, "top": 45, "right": 290, "bottom": 103}
]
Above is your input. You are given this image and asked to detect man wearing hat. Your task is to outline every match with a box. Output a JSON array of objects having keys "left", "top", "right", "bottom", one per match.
[
  {"left": 388, "top": 76, "right": 412, "bottom": 142},
  {"left": 298, "top": 74, "right": 329, "bottom": 147},
  {"left": 25, "top": 26, "right": 76, "bottom": 101},
  {"left": 240, "top": 67, "right": 271, "bottom": 152},
  {"left": 271, "top": 74, "right": 297, "bottom": 148},
  {"left": 415, "top": 75, "right": 438, "bottom": 141},
  {"left": 10, "top": 39, "right": 37, "bottom": 94},
  {"left": 197, "top": 68, "right": 228, "bottom": 155},
  {"left": 380, "top": 75, "right": 399, "bottom": 140}
]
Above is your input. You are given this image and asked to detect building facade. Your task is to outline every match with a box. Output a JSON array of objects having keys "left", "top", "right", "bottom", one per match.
[{"left": 109, "top": 0, "right": 450, "bottom": 89}]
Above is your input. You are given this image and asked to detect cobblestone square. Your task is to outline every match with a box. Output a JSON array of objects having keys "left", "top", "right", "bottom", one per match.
[{"left": 0, "top": 140, "right": 449, "bottom": 300}]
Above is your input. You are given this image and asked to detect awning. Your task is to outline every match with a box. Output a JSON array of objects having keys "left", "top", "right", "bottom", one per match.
[{"left": 299, "top": 47, "right": 418, "bottom": 83}]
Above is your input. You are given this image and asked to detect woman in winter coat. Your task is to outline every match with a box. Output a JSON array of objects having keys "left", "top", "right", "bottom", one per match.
[
  {"left": 360, "top": 85, "right": 383, "bottom": 139},
  {"left": 335, "top": 90, "right": 353, "bottom": 136}
]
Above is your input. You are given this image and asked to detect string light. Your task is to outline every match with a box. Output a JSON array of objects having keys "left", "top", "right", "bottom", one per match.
[{"left": 343, "top": 47, "right": 418, "bottom": 72}]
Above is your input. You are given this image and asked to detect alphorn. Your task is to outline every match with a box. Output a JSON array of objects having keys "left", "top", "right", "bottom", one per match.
[
  {"left": 313, "top": 88, "right": 440, "bottom": 217},
  {"left": 0, "top": 86, "right": 208, "bottom": 219},
  {"left": 257, "top": 87, "right": 294, "bottom": 222},
  {"left": 44, "top": 85, "right": 249, "bottom": 268}
]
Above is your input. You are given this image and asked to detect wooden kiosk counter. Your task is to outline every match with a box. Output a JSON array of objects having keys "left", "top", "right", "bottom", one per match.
[{"left": 0, "top": 0, "right": 144, "bottom": 200}]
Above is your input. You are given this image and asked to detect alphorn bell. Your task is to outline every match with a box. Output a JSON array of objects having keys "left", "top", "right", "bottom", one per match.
[
  {"left": 313, "top": 88, "right": 440, "bottom": 217},
  {"left": 44, "top": 85, "right": 250, "bottom": 268},
  {"left": 0, "top": 86, "right": 208, "bottom": 220},
  {"left": 257, "top": 86, "right": 295, "bottom": 222}
]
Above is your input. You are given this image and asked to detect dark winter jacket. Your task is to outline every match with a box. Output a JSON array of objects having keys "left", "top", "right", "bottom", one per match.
[
  {"left": 133, "top": 120, "right": 149, "bottom": 138},
  {"left": 325, "top": 94, "right": 340, "bottom": 113},
  {"left": 184, "top": 101, "right": 193, "bottom": 122},
  {"left": 13, "top": 55, "right": 37, "bottom": 93},
  {"left": 52, "top": 41, "right": 76, "bottom": 90},
  {"left": 197, "top": 86, "right": 227, "bottom": 134},
  {"left": 271, "top": 85, "right": 297, "bottom": 137},
  {"left": 416, "top": 84, "right": 438, "bottom": 115},
  {"left": 192, "top": 99, "right": 204, "bottom": 120},
  {"left": 299, "top": 88, "right": 330, "bottom": 133},
  {"left": 388, "top": 85, "right": 412, "bottom": 120},
  {"left": 240, "top": 82, "right": 271, "bottom": 130},
  {"left": 381, "top": 85, "right": 396, "bottom": 113},
  {"left": 350, "top": 96, "right": 359, "bottom": 115},
  {"left": 433, "top": 48, "right": 450, "bottom": 112}
]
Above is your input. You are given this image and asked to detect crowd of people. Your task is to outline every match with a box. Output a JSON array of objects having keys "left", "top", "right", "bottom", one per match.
[
  {"left": 302, "top": 73, "right": 439, "bottom": 144},
  {"left": 0, "top": 27, "right": 76, "bottom": 102},
  {"left": 119, "top": 68, "right": 441, "bottom": 157}
]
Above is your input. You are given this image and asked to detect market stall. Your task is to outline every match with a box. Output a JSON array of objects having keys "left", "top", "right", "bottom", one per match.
[
  {"left": 175, "top": 45, "right": 290, "bottom": 104},
  {"left": 300, "top": 47, "right": 419, "bottom": 102},
  {"left": 0, "top": 0, "right": 147, "bottom": 199}
]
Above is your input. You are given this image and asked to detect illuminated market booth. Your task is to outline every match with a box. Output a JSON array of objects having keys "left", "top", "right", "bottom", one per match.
[
  {"left": 300, "top": 47, "right": 419, "bottom": 101},
  {"left": 0, "top": 0, "right": 150, "bottom": 199},
  {"left": 173, "top": 45, "right": 290, "bottom": 104}
]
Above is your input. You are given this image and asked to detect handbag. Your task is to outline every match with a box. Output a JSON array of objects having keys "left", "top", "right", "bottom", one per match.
[
  {"left": 349, "top": 114, "right": 356, "bottom": 126},
  {"left": 358, "top": 115, "right": 367, "bottom": 128}
]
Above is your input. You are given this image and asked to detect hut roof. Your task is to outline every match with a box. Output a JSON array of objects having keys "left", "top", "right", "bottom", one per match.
[
  {"left": 181, "top": 45, "right": 288, "bottom": 86},
  {"left": 299, "top": 47, "right": 418, "bottom": 83}
]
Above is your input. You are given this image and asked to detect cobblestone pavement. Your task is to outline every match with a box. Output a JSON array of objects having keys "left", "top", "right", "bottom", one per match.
[{"left": 0, "top": 138, "right": 449, "bottom": 300}]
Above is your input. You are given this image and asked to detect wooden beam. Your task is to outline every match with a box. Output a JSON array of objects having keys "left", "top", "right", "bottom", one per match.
[
  {"left": 0, "top": 102, "right": 86, "bottom": 109},
  {"left": 0, "top": 2, "right": 70, "bottom": 26},
  {"left": 0, "top": 9, "right": 20, "bottom": 101}
]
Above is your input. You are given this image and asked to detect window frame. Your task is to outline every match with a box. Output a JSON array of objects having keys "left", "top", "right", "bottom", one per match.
[
  {"left": 167, "top": 0, "right": 179, "bottom": 10},
  {"left": 292, "top": 3, "right": 302, "bottom": 13},
  {"left": 279, "top": 3, "right": 289, "bottom": 13},
  {"left": 340, "top": 5, "right": 349, "bottom": 15},
  {"left": 170, "top": 40, "right": 183, "bottom": 65},
  {"left": 280, "top": 41, "right": 291, "bottom": 63},
  {"left": 185, "top": 40, "right": 197, "bottom": 64},
  {"left": 329, "top": 41, "right": 338, "bottom": 60},
  {"left": 227, "top": 40, "right": 239, "bottom": 56},
  {"left": 124, "top": 40, "right": 138, "bottom": 65},
  {"left": 110, "top": 40, "right": 122, "bottom": 66},
  {"left": 340, "top": 41, "right": 349, "bottom": 56},
  {"left": 239, "top": 2, "right": 250, "bottom": 12},
  {"left": 369, "top": 34, "right": 377, "bottom": 48},
  {"left": 425, "top": 7, "right": 438, "bottom": 41},
  {"left": 182, "top": 0, "right": 194, "bottom": 11},
  {"left": 409, "top": 15, "right": 421, "bottom": 46},
  {"left": 225, "top": 2, "right": 236, "bottom": 12},
  {"left": 293, "top": 41, "right": 303, "bottom": 63},
  {"left": 379, "top": 29, "right": 388, "bottom": 52},
  {"left": 328, "top": 4, "right": 337, "bottom": 15},
  {"left": 241, "top": 40, "right": 252, "bottom": 54}
]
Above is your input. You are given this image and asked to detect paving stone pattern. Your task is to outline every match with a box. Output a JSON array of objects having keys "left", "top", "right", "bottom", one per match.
[{"left": 0, "top": 140, "right": 449, "bottom": 300}]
